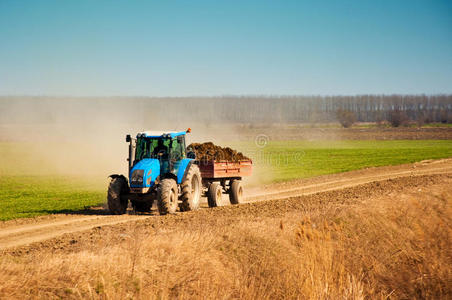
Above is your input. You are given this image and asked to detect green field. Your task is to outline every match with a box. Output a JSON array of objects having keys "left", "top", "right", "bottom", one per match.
[
  {"left": 246, "top": 140, "right": 452, "bottom": 182},
  {"left": 1, "top": 140, "right": 452, "bottom": 220},
  {"left": 0, "top": 176, "right": 105, "bottom": 221}
]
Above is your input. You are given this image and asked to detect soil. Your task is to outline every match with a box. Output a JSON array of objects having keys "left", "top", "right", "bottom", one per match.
[
  {"left": 188, "top": 142, "right": 250, "bottom": 161},
  {"left": 218, "top": 126, "right": 452, "bottom": 141},
  {"left": 0, "top": 158, "right": 451, "bottom": 254}
]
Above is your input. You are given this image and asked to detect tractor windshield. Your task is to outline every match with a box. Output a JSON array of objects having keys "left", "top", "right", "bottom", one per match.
[{"left": 135, "top": 137, "right": 186, "bottom": 162}]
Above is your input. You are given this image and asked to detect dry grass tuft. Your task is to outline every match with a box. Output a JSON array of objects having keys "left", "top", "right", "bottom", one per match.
[{"left": 0, "top": 185, "right": 451, "bottom": 299}]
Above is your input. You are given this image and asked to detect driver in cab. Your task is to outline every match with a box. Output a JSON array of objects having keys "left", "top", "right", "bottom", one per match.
[{"left": 153, "top": 139, "right": 168, "bottom": 159}]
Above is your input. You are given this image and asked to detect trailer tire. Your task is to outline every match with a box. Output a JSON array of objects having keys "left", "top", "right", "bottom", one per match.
[
  {"left": 229, "top": 180, "right": 243, "bottom": 205},
  {"left": 180, "top": 164, "right": 202, "bottom": 211},
  {"left": 107, "top": 176, "right": 129, "bottom": 214},
  {"left": 207, "top": 182, "right": 223, "bottom": 207},
  {"left": 157, "top": 178, "right": 178, "bottom": 215}
]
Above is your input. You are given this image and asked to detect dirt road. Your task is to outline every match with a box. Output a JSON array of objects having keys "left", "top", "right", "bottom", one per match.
[{"left": 1, "top": 158, "right": 452, "bottom": 250}]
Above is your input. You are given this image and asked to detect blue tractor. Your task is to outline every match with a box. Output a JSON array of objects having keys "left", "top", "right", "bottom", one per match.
[{"left": 107, "top": 129, "right": 202, "bottom": 215}]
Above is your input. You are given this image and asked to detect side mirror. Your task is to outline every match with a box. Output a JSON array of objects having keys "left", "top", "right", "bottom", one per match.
[{"left": 126, "top": 134, "right": 131, "bottom": 142}]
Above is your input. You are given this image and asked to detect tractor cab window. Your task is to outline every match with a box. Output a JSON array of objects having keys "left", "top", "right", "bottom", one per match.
[
  {"left": 135, "top": 136, "right": 186, "bottom": 162},
  {"left": 134, "top": 137, "right": 148, "bottom": 161},
  {"left": 170, "top": 136, "right": 186, "bottom": 160},
  {"left": 152, "top": 139, "right": 169, "bottom": 158},
  {"left": 135, "top": 137, "right": 169, "bottom": 161}
]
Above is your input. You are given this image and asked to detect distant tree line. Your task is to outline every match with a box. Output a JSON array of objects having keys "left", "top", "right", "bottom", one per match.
[
  {"left": 206, "top": 95, "right": 452, "bottom": 125},
  {"left": 1, "top": 95, "right": 451, "bottom": 126}
]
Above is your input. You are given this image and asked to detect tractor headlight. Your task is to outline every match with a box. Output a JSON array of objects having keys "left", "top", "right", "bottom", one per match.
[{"left": 131, "top": 169, "right": 144, "bottom": 186}]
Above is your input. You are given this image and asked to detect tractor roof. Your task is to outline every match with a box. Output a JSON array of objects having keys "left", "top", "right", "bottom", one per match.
[{"left": 137, "top": 131, "right": 186, "bottom": 139}]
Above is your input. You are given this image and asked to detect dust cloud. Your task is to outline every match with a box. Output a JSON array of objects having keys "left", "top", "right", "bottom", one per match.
[
  {"left": 0, "top": 97, "right": 260, "bottom": 178},
  {"left": 0, "top": 97, "right": 337, "bottom": 186}
]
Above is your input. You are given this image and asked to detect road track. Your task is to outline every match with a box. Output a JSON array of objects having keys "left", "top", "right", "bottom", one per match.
[{"left": 1, "top": 158, "right": 451, "bottom": 250}]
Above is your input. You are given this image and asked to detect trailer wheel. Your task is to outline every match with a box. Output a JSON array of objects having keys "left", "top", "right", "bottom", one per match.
[
  {"left": 180, "top": 164, "right": 202, "bottom": 211},
  {"left": 207, "top": 182, "right": 223, "bottom": 207},
  {"left": 107, "top": 176, "right": 129, "bottom": 214},
  {"left": 157, "top": 178, "right": 178, "bottom": 215},
  {"left": 229, "top": 180, "right": 243, "bottom": 205}
]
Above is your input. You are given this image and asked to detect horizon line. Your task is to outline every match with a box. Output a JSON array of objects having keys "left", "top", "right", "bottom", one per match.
[{"left": 1, "top": 93, "right": 452, "bottom": 99}]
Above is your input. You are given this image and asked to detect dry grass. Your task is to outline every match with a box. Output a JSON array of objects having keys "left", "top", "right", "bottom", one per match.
[{"left": 0, "top": 185, "right": 451, "bottom": 299}]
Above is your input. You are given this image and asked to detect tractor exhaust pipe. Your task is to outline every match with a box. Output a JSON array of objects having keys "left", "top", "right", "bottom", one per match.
[{"left": 126, "top": 134, "right": 132, "bottom": 173}]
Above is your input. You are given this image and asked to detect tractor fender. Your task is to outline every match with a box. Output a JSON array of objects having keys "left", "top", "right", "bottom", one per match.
[
  {"left": 109, "top": 174, "right": 128, "bottom": 181},
  {"left": 177, "top": 159, "right": 195, "bottom": 184}
]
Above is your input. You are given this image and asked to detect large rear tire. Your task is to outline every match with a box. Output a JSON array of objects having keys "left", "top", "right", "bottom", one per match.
[
  {"left": 229, "top": 180, "right": 243, "bottom": 205},
  {"left": 180, "top": 164, "right": 202, "bottom": 211},
  {"left": 107, "top": 176, "right": 129, "bottom": 214},
  {"left": 157, "top": 178, "right": 178, "bottom": 215},
  {"left": 207, "top": 182, "right": 224, "bottom": 207}
]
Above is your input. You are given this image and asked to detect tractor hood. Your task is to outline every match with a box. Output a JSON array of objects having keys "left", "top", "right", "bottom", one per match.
[{"left": 129, "top": 158, "right": 160, "bottom": 188}]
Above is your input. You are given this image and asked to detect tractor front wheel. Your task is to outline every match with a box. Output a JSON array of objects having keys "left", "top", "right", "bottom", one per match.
[
  {"left": 107, "top": 176, "right": 129, "bottom": 214},
  {"left": 157, "top": 178, "right": 178, "bottom": 215}
]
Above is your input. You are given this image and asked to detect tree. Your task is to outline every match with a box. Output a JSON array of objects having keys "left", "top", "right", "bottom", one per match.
[
  {"left": 389, "top": 109, "right": 408, "bottom": 127},
  {"left": 336, "top": 109, "right": 356, "bottom": 128}
]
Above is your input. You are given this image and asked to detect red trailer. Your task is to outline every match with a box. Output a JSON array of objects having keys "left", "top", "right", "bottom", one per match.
[{"left": 196, "top": 159, "right": 252, "bottom": 207}]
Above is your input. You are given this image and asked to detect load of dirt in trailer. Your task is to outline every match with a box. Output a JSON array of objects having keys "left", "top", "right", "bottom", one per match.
[{"left": 188, "top": 142, "right": 250, "bottom": 162}]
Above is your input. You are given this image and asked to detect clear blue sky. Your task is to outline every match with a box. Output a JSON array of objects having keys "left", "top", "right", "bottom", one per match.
[{"left": 0, "top": 0, "right": 451, "bottom": 96}]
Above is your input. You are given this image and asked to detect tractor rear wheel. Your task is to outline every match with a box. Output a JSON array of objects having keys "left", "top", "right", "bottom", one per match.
[
  {"left": 157, "top": 178, "right": 178, "bottom": 215},
  {"left": 229, "top": 180, "right": 243, "bottom": 205},
  {"left": 107, "top": 176, "right": 129, "bottom": 214},
  {"left": 180, "top": 164, "right": 202, "bottom": 211},
  {"left": 207, "top": 182, "right": 224, "bottom": 207}
]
